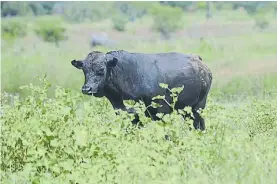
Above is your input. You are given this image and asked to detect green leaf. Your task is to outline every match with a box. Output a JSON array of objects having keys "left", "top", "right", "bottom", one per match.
[
  {"left": 171, "top": 86, "right": 184, "bottom": 94},
  {"left": 52, "top": 164, "right": 60, "bottom": 174},
  {"left": 184, "top": 106, "right": 193, "bottom": 115},
  {"left": 151, "top": 101, "right": 163, "bottom": 108},
  {"left": 152, "top": 95, "right": 165, "bottom": 100},
  {"left": 23, "top": 163, "right": 34, "bottom": 174},
  {"left": 32, "top": 178, "right": 40, "bottom": 184},
  {"left": 50, "top": 139, "right": 58, "bottom": 147},
  {"left": 74, "top": 127, "right": 88, "bottom": 147},
  {"left": 159, "top": 83, "right": 168, "bottom": 89},
  {"left": 61, "top": 159, "right": 74, "bottom": 171},
  {"left": 44, "top": 127, "right": 54, "bottom": 136}
]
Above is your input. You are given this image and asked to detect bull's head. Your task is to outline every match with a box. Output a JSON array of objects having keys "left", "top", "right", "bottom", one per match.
[{"left": 71, "top": 51, "right": 118, "bottom": 97}]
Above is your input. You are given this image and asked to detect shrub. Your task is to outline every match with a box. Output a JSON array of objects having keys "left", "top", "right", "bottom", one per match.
[
  {"left": 1, "top": 19, "right": 27, "bottom": 40},
  {"left": 246, "top": 99, "right": 277, "bottom": 139},
  {"left": 1, "top": 2, "right": 33, "bottom": 17},
  {"left": 115, "top": 2, "right": 150, "bottom": 21},
  {"left": 150, "top": 4, "right": 184, "bottom": 39},
  {"left": 254, "top": 15, "right": 270, "bottom": 30},
  {"left": 1, "top": 2, "right": 55, "bottom": 17},
  {"left": 61, "top": 2, "right": 115, "bottom": 23},
  {"left": 1, "top": 76, "right": 277, "bottom": 183},
  {"left": 34, "top": 18, "right": 67, "bottom": 46},
  {"left": 159, "top": 1, "right": 194, "bottom": 11},
  {"left": 112, "top": 14, "right": 128, "bottom": 32}
]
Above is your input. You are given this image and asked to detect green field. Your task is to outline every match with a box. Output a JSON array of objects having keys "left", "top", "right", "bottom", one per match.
[{"left": 1, "top": 6, "right": 277, "bottom": 184}]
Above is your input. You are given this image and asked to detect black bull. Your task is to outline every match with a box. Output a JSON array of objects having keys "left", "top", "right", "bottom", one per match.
[{"left": 71, "top": 50, "right": 213, "bottom": 130}]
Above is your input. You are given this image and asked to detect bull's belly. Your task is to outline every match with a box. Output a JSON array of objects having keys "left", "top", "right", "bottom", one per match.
[
  {"left": 119, "top": 67, "right": 202, "bottom": 107},
  {"left": 121, "top": 80, "right": 201, "bottom": 108}
]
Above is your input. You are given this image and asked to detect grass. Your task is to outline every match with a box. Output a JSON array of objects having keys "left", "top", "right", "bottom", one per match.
[
  {"left": 1, "top": 10, "right": 277, "bottom": 183},
  {"left": 2, "top": 28, "right": 276, "bottom": 100}
]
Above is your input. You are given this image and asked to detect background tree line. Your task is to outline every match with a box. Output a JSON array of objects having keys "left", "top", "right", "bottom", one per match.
[
  {"left": 1, "top": 1, "right": 277, "bottom": 45},
  {"left": 2, "top": 1, "right": 276, "bottom": 19}
]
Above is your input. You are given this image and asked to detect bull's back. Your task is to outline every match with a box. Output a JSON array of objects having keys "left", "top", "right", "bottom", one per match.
[
  {"left": 117, "top": 51, "right": 207, "bottom": 105},
  {"left": 139, "top": 52, "right": 206, "bottom": 107},
  {"left": 132, "top": 53, "right": 202, "bottom": 101}
]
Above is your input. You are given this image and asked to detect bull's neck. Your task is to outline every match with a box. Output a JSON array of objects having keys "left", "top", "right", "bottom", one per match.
[
  {"left": 104, "top": 61, "right": 138, "bottom": 99},
  {"left": 104, "top": 64, "right": 123, "bottom": 94}
]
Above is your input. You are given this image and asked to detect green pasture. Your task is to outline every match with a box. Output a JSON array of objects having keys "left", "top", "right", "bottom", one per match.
[{"left": 1, "top": 7, "right": 277, "bottom": 184}]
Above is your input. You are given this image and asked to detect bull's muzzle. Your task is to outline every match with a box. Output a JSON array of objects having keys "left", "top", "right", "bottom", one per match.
[{"left": 82, "top": 86, "right": 96, "bottom": 95}]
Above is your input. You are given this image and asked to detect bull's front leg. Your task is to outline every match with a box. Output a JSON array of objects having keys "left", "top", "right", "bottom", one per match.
[
  {"left": 109, "top": 100, "right": 133, "bottom": 114},
  {"left": 109, "top": 100, "right": 140, "bottom": 126}
]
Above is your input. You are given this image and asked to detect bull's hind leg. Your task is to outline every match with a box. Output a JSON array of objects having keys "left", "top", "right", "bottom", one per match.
[
  {"left": 199, "top": 116, "right": 205, "bottom": 130},
  {"left": 192, "top": 109, "right": 205, "bottom": 131},
  {"left": 192, "top": 95, "right": 208, "bottom": 131}
]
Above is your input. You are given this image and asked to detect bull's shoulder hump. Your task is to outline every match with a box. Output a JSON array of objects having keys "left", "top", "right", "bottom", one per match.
[
  {"left": 107, "top": 50, "right": 187, "bottom": 58},
  {"left": 106, "top": 51, "right": 205, "bottom": 66},
  {"left": 106, "top": 50, "right": 127, "bottom": 56}
]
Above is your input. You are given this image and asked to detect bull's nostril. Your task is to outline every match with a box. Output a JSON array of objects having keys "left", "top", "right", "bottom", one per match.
[
  {"left": 82, "top": 87, "right": 88, "bottom": 91},
  {"left": 82, "top": 86, "right": 93, "bottom": 95}
]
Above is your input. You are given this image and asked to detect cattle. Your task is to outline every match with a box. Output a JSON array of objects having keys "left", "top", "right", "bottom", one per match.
[
  {"left": 90, "top": 33, "right": 116, "bottom": 48},
  {"left": 71, "top": 50, "right": 212, "bottom": 130}
]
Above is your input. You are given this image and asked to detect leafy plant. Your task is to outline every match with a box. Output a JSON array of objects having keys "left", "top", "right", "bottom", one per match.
[
  {"left": 34, "top": 18, "right": 67, "bottom": 46},
  {"left": 246, "top": 99, "right": 277, "bottom": 139},
  {"left": 1, "top": 1, "right": 55, "bottom": 17},
  {"left": 1, "top": 19, "right": 27, "bottom": 40},
  {"left": 150, "top": 4, "right": 184, "bottom": 39},
  {"left": 61, "top": 2, "right": 115, "bottom": 23},
  {"left": 1, "top": 1, "right": 33, "bottom": 17},
  {"left": 1, "top": 76, "right": 277, "bottom": 183},
  {"left": 115, "top": 2, "right": 150, "bottom": 21},
  {"left": 112, "top": 14, "right": 129, "bottom": 32},
  {"left": 254, "top": 14, "right": 270, "bottom": 29}
]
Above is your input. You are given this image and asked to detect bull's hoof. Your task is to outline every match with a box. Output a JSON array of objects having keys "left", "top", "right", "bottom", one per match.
[{"left": 164, "top": 135, "right": 170, "bottom": 141}]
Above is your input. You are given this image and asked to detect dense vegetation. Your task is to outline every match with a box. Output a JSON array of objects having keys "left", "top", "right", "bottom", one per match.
[
  {"left": 1, "top": 2, "right": 277, "bottom": 183},
  {"left": 1, "top": 77, "right": 277, "bottom": 183}
]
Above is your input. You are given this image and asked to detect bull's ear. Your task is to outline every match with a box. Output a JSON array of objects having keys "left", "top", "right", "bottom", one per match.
[
  {"left": 71, "top": 60, "right": 83, "bottom": 69},
  {"left": 107, "top": 57, "right": 118, "bottom": 68}
]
